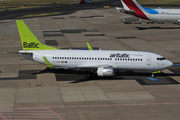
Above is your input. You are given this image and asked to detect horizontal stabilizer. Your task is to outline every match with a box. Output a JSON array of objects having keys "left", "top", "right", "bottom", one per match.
[
  {"left": 115, "top": 7, "right": 135, "bottom": 14},
  {"left": 19, "top": 50, "right": 33, "bottom": 54}
]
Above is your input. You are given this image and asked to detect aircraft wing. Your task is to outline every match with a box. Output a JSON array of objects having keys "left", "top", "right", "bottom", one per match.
[
  {"left": 43, "top": 56, "right": 112, "bottom": 70},
  {"left": 115, "top": 7, "right": 135, "bottom": 14},
  {"left": 56, "top": 64, "right": 112, "bottom": 70}
]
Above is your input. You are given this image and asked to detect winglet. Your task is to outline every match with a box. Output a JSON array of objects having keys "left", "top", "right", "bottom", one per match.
[
  {"left": 86, "top": 42, "right": 93, "bottom": 50},
  {"left": 43, "top": 56, "right": 56, "bottom": 69},
  {"left": 16, "top": 20, "right": 58, "bottom": 50}
]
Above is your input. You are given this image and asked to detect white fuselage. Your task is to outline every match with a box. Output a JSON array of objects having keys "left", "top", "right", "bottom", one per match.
[
  {"left": 145, "top": 9, "right": 180, "bottom": 22},
  {"left": 20, "top": 50, "right": 173, "bottom": 72},
  {"left": 118, "top": 0, "right": 180, "bottom": 22}
]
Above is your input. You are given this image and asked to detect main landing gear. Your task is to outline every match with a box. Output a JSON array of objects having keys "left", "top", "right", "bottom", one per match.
[{"left": 86, "top": 71, "right": 97, "bottom": 78}]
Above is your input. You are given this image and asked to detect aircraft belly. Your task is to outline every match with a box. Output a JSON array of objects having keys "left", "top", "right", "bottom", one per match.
[
  {"left": 148, "top": 14, "right": 180, "bottom": 22},
  {"left": 116, "top": 62, "right": 145, "bottom": 71}
]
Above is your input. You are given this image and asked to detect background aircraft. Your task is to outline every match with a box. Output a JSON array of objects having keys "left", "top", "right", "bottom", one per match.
[
  {"left": 116, "top": 0, "right": 180, "bottom": 22},
  {"left": 79, "top": 0, "right": 92, "bottom": 4},
  {"left": 17, "top": 20, "right": 173, "bottom": 77}
]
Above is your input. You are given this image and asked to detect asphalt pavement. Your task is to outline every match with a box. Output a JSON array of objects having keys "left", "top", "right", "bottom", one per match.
[{"left": 0, "top": 0, "right": 120, "bottom": 20}]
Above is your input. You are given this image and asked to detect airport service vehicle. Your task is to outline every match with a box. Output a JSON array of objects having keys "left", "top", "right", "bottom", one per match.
[
  {"left": 17, "top": 20, "right": 173, "bottom": 77},
  {"left": 116, "top": 0, "right": 180, "bottom": 22},
  {"left": 79, "top": 0, "right": 92, "bottom": 4}
]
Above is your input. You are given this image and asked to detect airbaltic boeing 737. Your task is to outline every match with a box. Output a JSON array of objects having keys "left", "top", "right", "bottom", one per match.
[
  {"left": 17, "top": 20, "right": 173, "bottom": 77},
  {"left": 116, "top": 0, "right": 180, "bottom": 22}
]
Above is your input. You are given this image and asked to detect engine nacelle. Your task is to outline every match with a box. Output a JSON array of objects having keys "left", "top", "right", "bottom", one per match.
[{"left": 97, "top": 67, "right": 115, "bottom": 77}]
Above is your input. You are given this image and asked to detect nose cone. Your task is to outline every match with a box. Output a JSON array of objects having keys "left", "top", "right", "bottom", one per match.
[{"left": 167, "top": 60, "right": 173, "bottom": 68}]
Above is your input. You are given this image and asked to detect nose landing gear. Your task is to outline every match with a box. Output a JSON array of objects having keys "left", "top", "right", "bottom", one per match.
[{"left": 147, "top": 71, "right": 161, "bottom": 81}]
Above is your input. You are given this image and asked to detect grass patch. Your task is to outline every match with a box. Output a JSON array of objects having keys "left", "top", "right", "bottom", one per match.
[
  {"left": 0, "top": 0, "right": 73, "bottom": 4},
  {"left": 0, "top": 6, "right": 44, "bottom": 11}
]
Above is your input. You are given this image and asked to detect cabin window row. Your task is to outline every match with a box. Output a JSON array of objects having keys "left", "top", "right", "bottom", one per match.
[
  {"left": 53, "top": 57, "right": 112, "bottom": 60},
  {"left": 115, "top": 58, "right": 143, "bottom": 61}
]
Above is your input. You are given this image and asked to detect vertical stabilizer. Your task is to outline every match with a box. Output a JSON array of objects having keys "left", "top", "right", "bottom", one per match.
[
  {"left": 16, "top": 20, "right": 57, "bottom": 50},
  {"left": 120, "top": 0, "right": 149, "bottom": 20},
  {"left": 121, "top": 0, "right": 130, "bottom": 10}
]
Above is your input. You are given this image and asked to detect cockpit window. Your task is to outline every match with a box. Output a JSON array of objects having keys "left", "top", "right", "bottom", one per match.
[{"left": 157, "top": 57, "right": 166, "bottom": 61}]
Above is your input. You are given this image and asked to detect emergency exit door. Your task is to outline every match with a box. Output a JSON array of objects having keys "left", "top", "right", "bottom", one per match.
[{"left": 146, "top": 55, "right": 151, "bottom": 65}]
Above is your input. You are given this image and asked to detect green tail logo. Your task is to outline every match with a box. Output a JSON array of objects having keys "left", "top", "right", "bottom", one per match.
[{"left": 16, "top": 20, "right": 57, "bottom": 50}]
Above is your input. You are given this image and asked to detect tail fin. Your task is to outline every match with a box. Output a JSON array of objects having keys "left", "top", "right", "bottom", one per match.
[
  {"left": 120, "top": 0, "right": 149, "bottom": 20},
  {"left": 16, "top": 20, "right": 57, "bottom": 50},
  {"left": 121, "top": 0, "right": 130, "bottom": 10}
]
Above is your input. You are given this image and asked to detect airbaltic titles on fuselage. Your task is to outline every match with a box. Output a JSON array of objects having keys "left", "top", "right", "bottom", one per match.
[{"left": 110, "top": 53, "right": 130, "bottom": 58}]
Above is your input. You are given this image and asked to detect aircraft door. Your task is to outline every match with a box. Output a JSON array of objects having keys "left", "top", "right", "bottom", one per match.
[{"left": 146, "top": 55, "right": 151, "bottom": 65}]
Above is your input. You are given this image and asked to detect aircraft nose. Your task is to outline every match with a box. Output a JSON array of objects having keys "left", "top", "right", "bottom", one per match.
[{"left": 167, "top": 60, "right": 173, "bottom": 67}]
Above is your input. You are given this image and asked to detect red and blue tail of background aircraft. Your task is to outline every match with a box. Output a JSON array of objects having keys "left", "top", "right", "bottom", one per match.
[{"left": 116, "top": 0, "right": 180, "bottom": 22}]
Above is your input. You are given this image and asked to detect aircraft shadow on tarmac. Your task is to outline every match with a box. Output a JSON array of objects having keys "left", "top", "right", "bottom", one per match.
[
  {"left": 136, "top": 27, "right": 180, "bottom": 30},
  {"left": 0, "top": 67, "right": 179, "bottom": 85},
  {"left": 32, "top": 68, "right": 180, "bottom": 85}
]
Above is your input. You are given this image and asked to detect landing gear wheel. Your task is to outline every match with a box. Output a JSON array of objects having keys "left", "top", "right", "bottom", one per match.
[
  {"left": 86, "top": 73, "right": 90, "bottom": 78},
  {"left": 86, "top": 73, "right": 97, "bottom": 78}
]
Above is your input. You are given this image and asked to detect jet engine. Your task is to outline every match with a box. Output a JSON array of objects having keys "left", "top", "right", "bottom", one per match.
[{"left": 97, "top": 67, "right": 115, "bottom": 77}]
